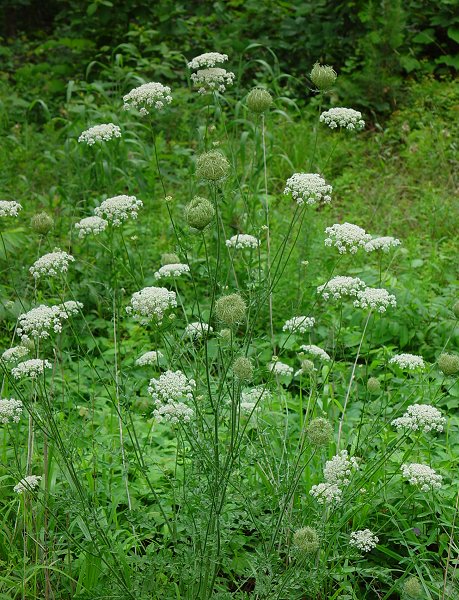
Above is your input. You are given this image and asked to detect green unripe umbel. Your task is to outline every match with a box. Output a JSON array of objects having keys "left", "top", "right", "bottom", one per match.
[
  {"left": 306, "top": 417, "right": 333, "bottom": 447},
  {"left": 185, "top": 196, "right": 215, "bottom": 231},
  {"left": 246, "top": 87, "right": 273, "bottom": 113},
  {"left": 300, "top": 359, "right": 315, "bottom": 374},
  {"left": 292, "top": 527, "right": 320, "bottom": 554},
  {"left": 215, "top": 293, "right": 246, "bottom": 325},
  {"left": 232, "top": 356, "right": 253, "bottom": 381},
  {"left": 31, "top": 212, "right": 54, "bottom": 235},
  {"left": 161, "top": 253, "right": 180, "bottom": 265},
  {"left": 452, "top": 300, "right": 459, "bottom": 319},
  {"left": 367, "top": 377, "right": 381, "bottom": 394},
  {"left": 195, "top": 150, "right": 230, "bottom": 181},
  {"left": 402, "top": 576, "right": 423, "bottom": 598},
  {"left": 310, "top": 62, "right": 337, "bottom": 91},
  {"left": 438, "top": 353, "right": 459, "bottom": 376}
]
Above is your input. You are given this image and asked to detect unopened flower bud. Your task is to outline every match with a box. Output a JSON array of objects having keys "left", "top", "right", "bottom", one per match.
[
  {"left": 215, "top": 293, "right": 246, "bottom": 325},
  {"left": 232, "top": 356, "right": 253, "bottom": 381},
  {"left": 310, "top": 62, "right": 337, "bottom": 91},
  {"left": 185, "top": 196, "right": 215, "bottom": 231},
  {"left": 402, "top": 576, "right": 423, "bottom": 598},
  {"left": 306, "top": 417, "right": 333, "bottom": 447},
  {"left": 195, "top": 150, "right": 230, "bottom": 181},
  {"left": 31, "top": 212, "right": 54, "bottom": 235},
  {"left": 300, "top": 359, "right": 315, "bottom": 374},
  {"left": 247, "top": 87, "right": 273, "bottom": 113},
  {"left": 161, "top": 253, "right": 180, "bottom": 266},
  {"left": 438, "top": 353, "right": 459, "bottom": 376},
  {"left": 367, "top": 377, "right": 381, "bottom": 394},
  {"left": 292, "top": 526, "right": 320, "bottom": 554}
]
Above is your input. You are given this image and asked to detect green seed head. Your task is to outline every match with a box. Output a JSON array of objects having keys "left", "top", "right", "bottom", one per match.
[
  {"left": 306, "top": 417, "right": 333, "bottom": 447},
  {"left": 195, "top": 150, "right": 230, "bottom": 181},
  {"left": 293, "top": 526, "right": 320, "bottom": 554},
  {"left": 300, "top": 359, "right": 315, "bottom": 374},
  {"left": 185, "top": 196, "right": 215, "bottom": 231},
  {"left": 31, "top": 212, "right": 54, "bottom": 235},
  {"left": 232, "top": 356, "right": 253, "bottom": 381},
  {"left": 247, "top": 87, "right": 273, "bottom": 113},
  {"left": 161, "top": 253, "right": 180, "bottom": 265},
  {"left": 367, "top": 377, "right": 381, "bottom": 394},
  {"left": 310, "top": 62, "right": 337, "bottom": 91},
  {"left": 402, "top": 576, "right": 423, "bottom": 598},
  {"left": 438, "top": 353, "right": 459, "bottom": 376},
  {"left": 215, "top": 293, "right": 246, "bottom": 325}
]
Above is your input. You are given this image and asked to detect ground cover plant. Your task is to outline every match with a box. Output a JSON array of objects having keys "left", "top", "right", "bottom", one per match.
[{"left": 0, "top": 46, "right": 458, "bottom": 600}]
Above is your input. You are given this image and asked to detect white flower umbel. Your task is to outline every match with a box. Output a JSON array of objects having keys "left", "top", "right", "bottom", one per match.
[
  {"left": 29, "top": 249, "right": 74, "bottom": 279},
  {"left": 184, "top": 322, "right": 213, "bottom": 339},
  {"left": 0, "top": 398, "right": 23, "bottom": 423},
  {"left": 284, "top": 173, "right": 332, "bottom": 206},
  {"left": 299, "top": 344, "right": 331, "bottom": 361},
  {"left": 323, "top": 450, "right": 359, "bottom": 486},
  {"left": 389, "top": 353, "right": 425, "bottom": 371},
  {"left": 188, "top": 52, "right": 228, "bottom": 69},
  {"left": 55, "top": 301, "right": 83, "bottom": 318},
  {"left": 392, "top": 404, "right": 446, "bottom": 433},
  {"left": 191, "top": 68, "right": 235, "bottom": 94},
  {"left": 320, "top": 107, "right": 365, "bottom": 131},
  {"left": 353, "top": 287, "right": 397, "bottom": 313},
  {"left": 0, "top": 200, "right": 22, "bottom": 217},
  {"left": 309, "top": 482, "right": 342, "bottom": 505},
  {"left": 148, "top": 370, "right": 195, "bottom": 405},
  {"left": 126, "top": 287, "right": 177, "bottom": 325},
  {"left": 94, "top": 195, "right": 143, "bottom": 227},
  {"left": 324, "top": 223, "right": 371, "bottom": 254},
  {"left": 75, "top": 216, "right": 108, "bottom": 238},
  {"left": 153, "top": 401, "right": 194, "bottom": 424},
  {"left": 317, "top": 276, "right": 366, "bottom": 301},
  {"left": 135, "top": 350, "right": 164, "bottom": 366},
  {"left": 241, "top": 387, "right": 271, "bottom": 405},
  {"left": 401, "top": 463, "right": 442, "bottom": 492},
  {"left": 225, "top": 234, "right": 260, "bottom": 250},
  {"left": 154, "top": 263, "right": 190, "bottom": 280},
  {"left": 283, "top": 316, "right": 315, "bottom": 334},
  {"left": 1, "top": 346, "right": 30, "bottom": 364},
  {"left": 14, "top": 474, "right": 42, "bottom": 494},
  {"left": 349, "top": 530, "right": 379, "bottom": 552},
  {"left": 78, "top": 123, "right": 121, "bottom": 145},
  {"left": 123, "top": 82, "right": 172, "bottom": 115},
  {"left": 11, "top": 359, "right": 52, "bottom": 380},
  {"left": 364, "top": 236, "right": 401, "bottom": 253},
  {"left": 268, "top": 361, "right": 293, "bottom": 377},
  {"left": 17, "top": 301, "right": 82, "bottom": 343}
]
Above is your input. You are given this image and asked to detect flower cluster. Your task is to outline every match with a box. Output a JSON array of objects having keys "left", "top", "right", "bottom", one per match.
[
  {"left": 225, "top": 234, "right": 260, "bottom": 249},
  {"left": 292, "top": 527, "right": 320, "bottom": 554},
  {"left": 299, "top": 344, "right": 331, "bottom": 361},
  {"left": 153, "top": 402, "right": 194, "bottom": 424},
  {"left": 17, "top": 302, "right": 82, "bottom": 343},
  {"left": 349, "top": 530, "right": 379, "bottom": 552},
  {"left": 353, "top": 287, "right": 397, "bottom": 312},
  {"left": 323, "top": 450, "right": 359, "bottom": 486},
  {"left": 154, "top": 263, "right": 190, "bottom": 280},
  {"left": 317, "top": 276, "right": 366, "bottom": 300},
  {"left": 29, "top": 249, "right": 74, "bottom": 279},
  {"left": 401, "top": 463, "right": 442, "bottom": 491},
  {"left": 284, "top": 173, "right": 332, "bottom": 206},
  {"left": 282, "top": 316, "right": 315, "bottom": 334},
  {"left": 187, "top": 52, "right": 228, "bottom": 69},
  {"left": 0, "top": 398, "right": 23, "bottom": 423},
  {"left": 389, "top": 353, "right": 425, "bottom": 371},
  {"left": 75, "top": 216, "right": 108, "bottom": 238},
  {"left": 324, "top": 222, "right": 371, "bottom": 254},
  {"left": 94, "top": 195, "right": 143, "bottom": 226},
  {"left": 268, "top": 361, "right": 293, "bottom": 377},
  {"left": 148, "top": 370, "right": 195, "bottom": 424},
  {"left": 78, "top": 123, "right": 121, "bottom": 145},
  {"left": 392, "top": 404, "right": 446, "bottom": 433},
  {"left": 126, "top": 287, "right": 177, "bottom": 324},
  {"left": 1, "top": 346, "right": 30, "bottom": 364},
  {"left": 184, "top": 322, "right": 213, "bottom": 339},
  {"left": 241, "top": 387, "right": 270, "bottom": 406},
  {"left": 123, "top": 82, "right": 172, "bottom": 115},
  {"left": 320, "top": 107, "right": 365, "bottom": 130},
  {"left": 191, "top": 68, "right": 235, "bottom": 94},
  {"left": 364, "top": 236, "right": 401, "bottom": 253},
  {"left": 309, "top": 482, "right": 342, "bottom": 505},
  {"left": 14, "top": 474, "right": 42, "bottom": 494},
  {"left": 0, "top": 200, "right": 22, "bottom": 217},
  {"left": 135, "top": 350, "right": 164, "bottom": 366},
  {"left": 11, "top": 359, "right": 52, "bottom": 379}
]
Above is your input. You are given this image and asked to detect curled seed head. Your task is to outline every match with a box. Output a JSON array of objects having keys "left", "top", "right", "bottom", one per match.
[
  {"left": 185, "top": 196, "right": 215, "bottom": 231},
  {"left": 402, "top": 576, "right": 423, "bottom": 598},
  {"left": 310, "top": 62, "right": 337, "bottom": 91},
  {"left": 292, "top": 526, "right": 320, "bottom": 554},
  {"left": 215, "top": 293, "right": 246, "bottom": 325},
  {"left": 438, "top": 353, "right": 459, "bottom": 376},
  {"left": 247, "top": 87, "right": 273, "bottom": 113},
  {"left": 367, "top": 377, "right": 381, "bottom": 394},
  {"left": 306, "top": 417, "right": 333, "bottom": 447},
  {"left": 232, "top": 356, "right": 253, "bottom": 381},
  {"left": 195, "top": 150, "right": 230, "bottom": 181},
  {"left": 31, "top": 212, "right": 54, "bottom": 235}
]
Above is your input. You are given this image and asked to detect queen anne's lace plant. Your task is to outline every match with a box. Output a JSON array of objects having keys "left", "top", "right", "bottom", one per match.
[
  {"left": 320, "top": 107, "right": 365, "bottom": 130},
  {"left": 283, "top": 316, "right": 315, "bottom": 334},
  {"left": 317, "top": 276, "right": 366, "bottom": 300},
  {"left": 225, "top": 234, "right": 260, "bottom": 249},
  {"left": 29, "top": 249, "right": 74, "bottom": 279},
  {"left": 11, "top": 359, "right": 52, "bottom": 379},
  {"left": 17, "top": 302, "right": 82, "bottom": 343},
  {"left": 241, "top": 387, "right": 271, "bottom": 405},
  {"left": 353, "top": 287, "right": 397, "bottom": 312},
  {"left": 188, "top": 52, "right": 228, "bottom": 69},
  {"left": 309, "top": 482, "right": 342, "bottom": 505},
  {"left": 123, "top": 82, "right": 172, "bottom": 115},
  {"left": 268, "top": 361, "right": 293, "bottom": 377},
  {"left": 323, "top": 450, "right": 359, "bottom": 486},
  {"left": 78, "top": 123, "right": 121, "bottom": 145},
  {"left": 389, "top": 353, "right": 425, "bottom": 371},
  {"left": 153, "top": 401, "right": 194, "bottom": 424},
  {"left": 135, "top": 350, "right": 164, "bottom": 366},
  {"left": 126, "top": 287, "right": 177, "bottom": 324},
  {"left": 392, "top": 404, "right": 446, "bottom": 433},
  {"left": 0, "top": 398, "right": 23, "bottom": 423},
  {"left": 75, "top": 216, "right": 108, "bottom": 237},
  {"left": 349, "top": 530, "right": 379, "bottom": 552},
  {"left": 284, "top": 173, "right": 332, "bottom": 206},
  {"left": 364, "top": 236, "right": 401, "bottom": 253},
  {"left": 299, "top": 344, "right": 331, "bottom": 361},
  {"left": 94, "top": 195, "right": 143, "bottom": 226},
  {"left": 324, "top": 223, "right": 371, "bottom": 254},
  {"left": 401, "top": 463, "right": 442, "bottom": 491},
  {"left": 14, "top": 474, "right": 42, "bottom": 494},
  {"left": 184, "top": 322, "right": 213, "bottom": 338},
  {"left": 191, "top": 68, "right": 235, "bottom": 94},
  {"left": 0, "top": 200, "right": 22, "bottom": 217},
  {"left": 154, "top": 263, "right": 190, "bottom": 280},
  {"left": 1, "top": 346, "right": 30, "bottom": 364},
  {"left": 148, "top": 370, "right": 195, "bottom": 405}
]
